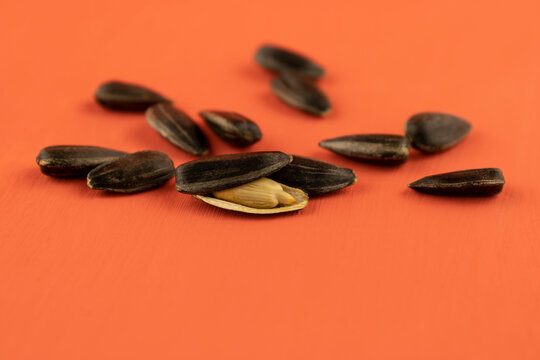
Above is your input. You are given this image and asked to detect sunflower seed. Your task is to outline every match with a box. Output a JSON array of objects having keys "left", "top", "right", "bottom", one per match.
[
  {"left": 319, "top": 134, "right": 411, "bottom": 165},
  {"left": 199, "top": 110, "right": 262, "bottom": 147},
  {"left": 405, "top": 112, "right": 471, "bottom": 152},
  {"left": 146, "top": 103, "right": 210, "bottom": 156},
  {"left": 94, "top": 81, "right": 170, "bottom": 111},
  {"left": 271, "top": 73, "right": 331, "bottom": 116},
  {"left": 408, "top": 168, "right": 505, "bottom": 196},
  {"left": 87, "top": 151, "right": 174, "bottom": 193},
  {"left": 175, "top": 151, "right": 292, "bottom": 194},
  {"left": 268, "top": 155, "right": 356, "bottom": 195},
  {"left": 255, "top": 44, "right": 325, "bottom": 79},
  {"left": 36, "top": 145, "right": 128, "bottom": 177}
]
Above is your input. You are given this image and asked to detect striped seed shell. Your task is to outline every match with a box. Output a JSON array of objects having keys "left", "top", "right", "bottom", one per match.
[
  {"left": 36, "top": 145, "right": 128, "bottom": 177},
  {"left": 199, "top": 110, "right": 262, "bottom": 147},
  {"left": 319, "top": 134, "right": 411, "bottom": 165},
  {"left": 146, "top": 103, "right": 210, "bottom": 156},
  {"left": 94, "top": 81, "right": 170, "bottom": 111},
  {"left": 175, "top": 151, "right": 292, "bottom": 195},
  {"left": 408, "top": 168, "right": 505, "bottom": 196},
  {"left": 254, "top": 44, "right": 325, "bottom": 79},
  {"left": 405, "top": 112, "right": 471, "bottom": 152},
  {"left": 271, "top": 73, "right": 331, "bottom": 116},
  {"left": 87, "top": 151, "right": 175, "bottom": 193},
  {"left": 268, "top": 155, "right": 356, "bottom": 195}
]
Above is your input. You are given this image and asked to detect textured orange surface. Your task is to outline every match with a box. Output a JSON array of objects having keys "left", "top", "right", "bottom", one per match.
[{"left": 1, "top": 0, "right": 539, "bottom": 359}]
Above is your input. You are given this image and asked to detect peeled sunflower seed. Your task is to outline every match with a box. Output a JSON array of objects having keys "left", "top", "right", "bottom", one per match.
[
  {"left": 94, "top": 81, "right": 170, "bottom": 111},
  {"left": 268, "top": 155, "right": 356, "bottom": 195},
  {"left": 175, "top": 151, "right": 291, "bottom": 195},
  {"left": 408, "top": 168, "right": 505, "bottom": 196},
  {"left": 405, "top": 112, "right": 471, "bottom": 152},
  {"left": 271, "top": 73, "right": 331, "bottom": 116},
  {"left": 254, "top": 44, "right": 325, "bottom": 79},
  {"left": 319, "top": 134, "right": 411, "bottom": 165},
  {"left": 87, "top": 151, "right": 174, "bottom": 193},
  {"left": 199, "top": 110, "right": 262, "bottom": 147},
  {"left": 146, "top": 103, "right": 210, "bottom": 156},
  {"left": 36, "top": 145, "right": 128, "bottom": 177},
  {"left": 194, "top": 177, "right": 308, "bottom": 214}
]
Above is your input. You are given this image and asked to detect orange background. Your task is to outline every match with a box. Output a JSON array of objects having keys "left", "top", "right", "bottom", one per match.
[{"left": 1, "top": 0, "right": 539, "bottom": 359}]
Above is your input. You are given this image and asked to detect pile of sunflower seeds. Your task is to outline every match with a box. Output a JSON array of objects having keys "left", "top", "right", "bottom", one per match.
[{"left": 36, "top": 44, "right": 505, "bottom": 215}]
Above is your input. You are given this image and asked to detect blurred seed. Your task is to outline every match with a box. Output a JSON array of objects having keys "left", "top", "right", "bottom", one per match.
[
  {"left": 408, "top": 168, "right": 505, "bottom": 196},
  {"left": 94, "top": 81, "right": 170, "bottom": 111},
  {"left": 319, "top": 134, "right": 411, "bottom": 165},
  {"left": 405, "top": 112, "right": 471, "bottom": 152},
  {"left": 146, "top": 103, "right": 210, "bottom": 156},
  {"left": 268, "top": 155, "right": 356, "bottom": 195},
  {"left": 175, "top": 151, "right": 292, "bottom": 195},
  {"left": 36, "top": 145, "right": 128, "bottom": 177},
  {"left": 87, "top": 151, "right": 174, "bottom": 193},
  {"left": 200, "top": 110, "right": 262, "bottom": 147},
  {"left": 271, "top": 73, "right": 331, "bottom": 116},
  {"left": 255, "top": 44, "right": 325, "bottom": 79}
]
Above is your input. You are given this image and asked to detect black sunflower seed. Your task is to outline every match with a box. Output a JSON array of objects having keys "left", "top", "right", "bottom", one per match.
[
  {"left": 199, "top": 110, "right": 262, "bottom": 147},
  {"left": 175, "top": 151, "right": 292, "bottom": 195},
  {"left": 254, "top": 44, "right": 325, "bottom": 79},
  {"left": 87, "top": 151, "right": 174, "bottom": 193},
  {"left": 267, "top": 155, "right": 356, "bottom": 195},
  {"left": 319, "top": 134, "right": 411, "bottom": 165},
  {"left": 94, "top": 81, "right": 170, "bottom": 111},
  {"left": 271, "top": 73, "right": 331, "bottom": 116},
  {"left": 408, "top": 168, "right": 505, "bottom": 196},
  {"left": 36, "top": 145, "right": 128, "bottom": 177},
  {"left": 146, "top": 103, "right": 210, "bottom": 156},
  {"left": 405, "top": 112, "right": 472, "bottom": 152}
]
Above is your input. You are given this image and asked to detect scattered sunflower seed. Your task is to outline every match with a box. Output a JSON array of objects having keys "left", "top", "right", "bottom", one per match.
[
  {"left": 94, "top": 81, "right": 170, "bottom": 111},
  {"left": 319, "top": 134, "right": 411, "bottom": 165},
  {"left": 408, "top": 168, "right": 505, "bottom": 196},
  {"left": 36, "top": 145, "right": 128, "bottom": 177},
  {"left": 271, "top": 73, "right": 331, "bottom": 116},
  {"left": 199, "top": 110, "right": 262, "bottom": 147},
  {"left": 254, "top": 44, "right": 325, "bottom": 79},
  {"left": 175, "top": 151, "right": 291, "bottom": 195},
  {"left": 268, "top": 155, "right": 356, "bottom": 195},
  {"left": 405, "top": 112, "right": 471, "bottom": 152},
  {"left": 87, "top": 150, "right": 174, "bottom": 193},
  {"left": 146, "top": 103, "right": 210, "bottom": 156}
]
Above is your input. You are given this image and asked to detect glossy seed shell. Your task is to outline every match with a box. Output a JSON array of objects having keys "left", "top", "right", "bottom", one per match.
[
  {"left": 87, "top": 151, "right": 174, "bottom": 193},
  {"left": 199, "top": 111, "right": 262, "bottom": 147},
  {"left": 175, "top": 151, "right": 292, "bottom": 195},
  {"left": 319, "top": 134, "right": 411, "bottom": 165},
  {"left": 254, "top": 45, "right": 325, "bottom": 79},
  {"left": 271, "top": 73, "right": 331, "bottom": 116},
  {"left": 94, "top": 81, "right": 170, "bottom": 111},
  {"left": 268, "top": 155, "right": 356, "bottom": 195},
  {"left": 408, "top": 168, "right": 505, "bottom": 196},
  {"left": 146, "top": 103, "right": 210, "bottom": 156},
  {"left": 405, "top": 112, "right": 472, "bottom": 152},
  {"left": 36, "top": 145, "right": 128, "bottom": 177}
]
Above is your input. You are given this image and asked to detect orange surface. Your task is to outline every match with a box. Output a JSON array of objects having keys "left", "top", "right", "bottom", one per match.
[{"left": 1, "top": 0, "right": 539, "bottom": 359}]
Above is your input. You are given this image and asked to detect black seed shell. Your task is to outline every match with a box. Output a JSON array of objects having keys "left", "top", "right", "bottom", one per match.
[
  {"left": 200, "top": 111, "right": 262, "bottom": 147},
  {"left": 271, "top": 73, "right": 331, "bottom": 116},
  {"left": 94, "top": 81, "right": 170, "bottom": 111},
  {"left": 255, "top": 45, "right": 325, "bottom": 79},
  {"left": 405, "top": 112, "right": 471, "bottom": 152}
]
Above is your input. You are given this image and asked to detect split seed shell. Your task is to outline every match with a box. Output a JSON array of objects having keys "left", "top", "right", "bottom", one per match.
[
  {"left": 146, "top": 103, "right": 210, "bottom": 156},
  {"left": 405, "top": 112, "right": 472, "bottom": 152},
  {"left": 94, "top": 81, "right": 170, "bottom": 111},
  {"left": 254, "top": 44, "right": 325, "bottom": 79},
  {"left": 271, "top": 73, "right": 331, "bottom": 116},
  {"left": 175, "top": 151, "right": 292, "bottom": 195},
  {"left": 36, "top": 145, "right": 128, "bottom": 177},
  {"left": 200, "top": 111, "right": 262, "bottom": 147},
  {"left": 408, "top": 168, "right": 505, "bottom": 196},
  {"left": 268, "top": 155, "right": 357, "bottom": 195},
  {"left": 87, "top": 151, "right": 175, "bottom": 193},
  {"left": 319, "top": 134, "right": 411, "bottom": 165}
]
